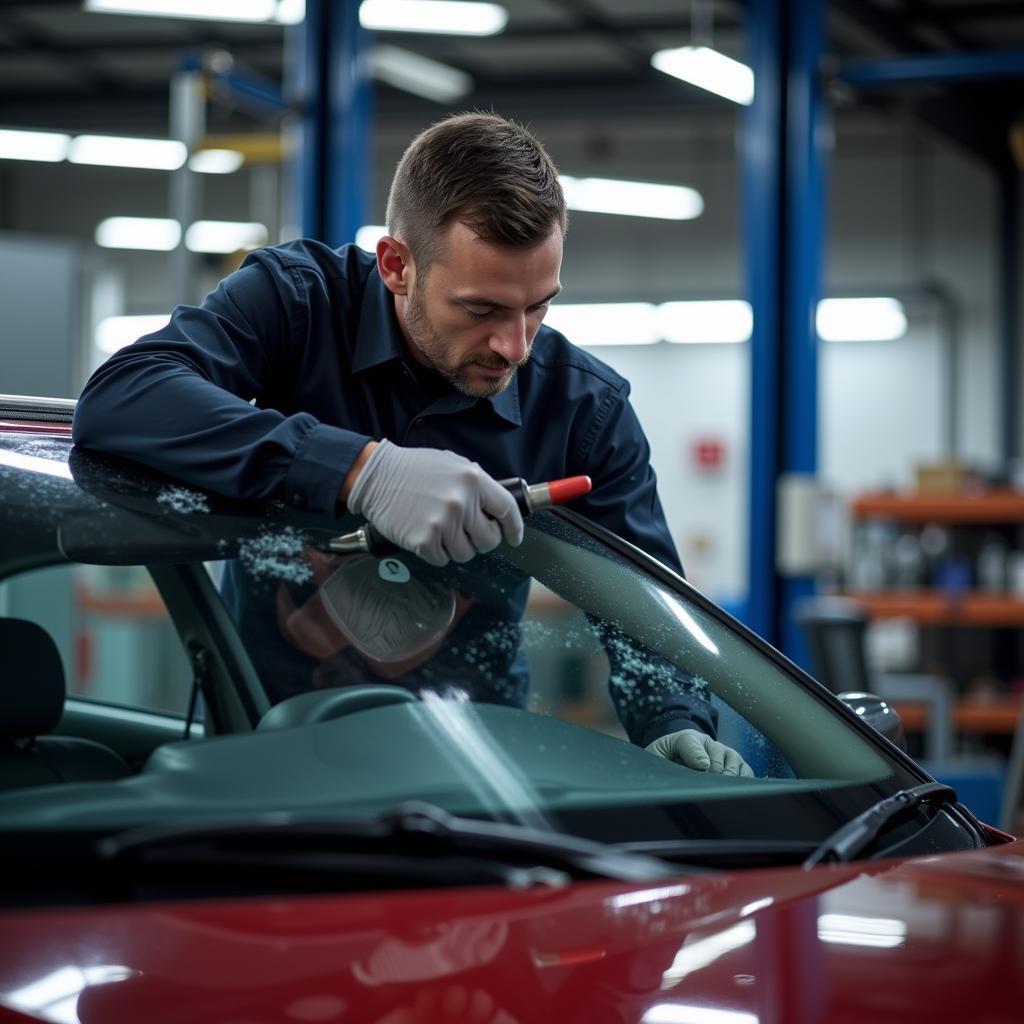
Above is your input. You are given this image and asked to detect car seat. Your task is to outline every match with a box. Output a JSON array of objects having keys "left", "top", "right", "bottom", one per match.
[{"left": 0, "top": 617, "right": 131, "bottom": 791}]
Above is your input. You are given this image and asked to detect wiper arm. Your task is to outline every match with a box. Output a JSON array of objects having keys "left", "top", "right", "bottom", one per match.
[
  {"left": 803, "top": 782, "right": 957, "bottom": 868},
  {"left": 98, "top": 802, "right": 679, "bottom": 886}
]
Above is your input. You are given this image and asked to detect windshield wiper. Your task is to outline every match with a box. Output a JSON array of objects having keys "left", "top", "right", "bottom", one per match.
[
  {"left": 97, "top": 802, "right": 681, "bottom": 889},
  {"left": 803, "top": 782, "right": 957, "bottom": 868}
]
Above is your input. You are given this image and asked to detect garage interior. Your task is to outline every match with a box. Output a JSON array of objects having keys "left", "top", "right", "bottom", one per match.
[{"left": 1, "top": 0, "right": 1024, "bottom": 829}]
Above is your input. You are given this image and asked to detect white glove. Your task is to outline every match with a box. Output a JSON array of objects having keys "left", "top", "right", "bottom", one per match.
[
  {"left": 347, "top": 440, "right": 524, "bottom": 567},
  {"left": 646, "top": 729, "right": 754, "bottom": 777}
]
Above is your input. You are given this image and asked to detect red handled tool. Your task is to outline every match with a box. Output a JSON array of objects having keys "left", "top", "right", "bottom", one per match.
[{"left": 328, "top": 474, "right": 592, "bottom": 557}]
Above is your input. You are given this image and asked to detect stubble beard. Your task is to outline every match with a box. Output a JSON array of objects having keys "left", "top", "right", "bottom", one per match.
[{"left": 403, "top": 286, "right": 529, "bottom": 399}]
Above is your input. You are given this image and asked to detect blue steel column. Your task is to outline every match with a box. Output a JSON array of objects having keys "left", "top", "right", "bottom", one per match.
[
  {"left": 779, "top": 0, "right": 827, "bottom": 663},
  {"left": 292, "top": 0, "right": 372, "bottom": 244},
  {"left": 1000, "top": 162, "right": 1021, "bottom": 469},
  {"left": 743, "top": 0, "right": 827, "bottom": 661},
  {"left": 742, "top": 0, "right": 783, "bottom": 643}
]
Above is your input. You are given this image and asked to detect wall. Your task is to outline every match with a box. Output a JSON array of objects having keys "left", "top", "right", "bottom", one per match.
[{"left": 0, "top": 108, "right": 1009, "bottom": 602}]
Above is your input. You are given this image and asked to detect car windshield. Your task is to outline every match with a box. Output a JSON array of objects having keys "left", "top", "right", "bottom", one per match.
[{"left": 0, "top": 435, "right": 944, "bottom": 861}]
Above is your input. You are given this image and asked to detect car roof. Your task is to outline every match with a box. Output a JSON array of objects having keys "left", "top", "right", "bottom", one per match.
[
  {"left": 0, "top": 417, "right": 357, "bottom": 576},
  {"left": 0, "top": 394, "right": 75, "bottom": 435}
]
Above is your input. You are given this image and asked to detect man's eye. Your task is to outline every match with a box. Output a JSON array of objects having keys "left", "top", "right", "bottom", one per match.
[{"left": 465, "top": 308, "right": 491, "bottom": 321}]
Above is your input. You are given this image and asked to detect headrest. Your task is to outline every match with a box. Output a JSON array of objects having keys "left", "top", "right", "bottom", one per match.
[{"left": 0, "top": 618, "right": 65, "bottom": 739}]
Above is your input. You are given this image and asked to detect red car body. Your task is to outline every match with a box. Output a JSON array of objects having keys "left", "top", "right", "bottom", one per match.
[{"left": 1, "top": 830, "right": 1022, "bottom": 1024}]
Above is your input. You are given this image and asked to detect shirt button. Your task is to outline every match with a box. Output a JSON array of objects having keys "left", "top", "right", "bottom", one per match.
[
  {"left": 292, "top": 491, "right": 307, "bottom": 509},
  {"left": 414, "top": 418, "right": 425, "bottom": 429}
]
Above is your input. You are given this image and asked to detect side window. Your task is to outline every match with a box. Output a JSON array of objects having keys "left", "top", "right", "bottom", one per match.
[{"left": 0, "top": 563, "right": 192, "bottom": 716}]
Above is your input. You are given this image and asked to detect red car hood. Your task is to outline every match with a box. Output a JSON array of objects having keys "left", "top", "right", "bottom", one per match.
[{"left": 1, "top": 837, "right": 1023, "bottom": 1024}]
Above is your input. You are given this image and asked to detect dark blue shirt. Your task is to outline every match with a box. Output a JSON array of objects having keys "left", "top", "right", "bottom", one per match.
[{"left": 73, "top": 240, "right": 713, "bottom": 745}]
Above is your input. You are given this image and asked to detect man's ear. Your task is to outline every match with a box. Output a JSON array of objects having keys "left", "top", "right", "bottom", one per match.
[{"left": 377, "top": 236, "right": 412, "bottom": 296}]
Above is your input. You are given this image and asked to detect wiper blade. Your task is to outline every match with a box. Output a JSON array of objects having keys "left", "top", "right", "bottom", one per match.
[
  {"left": 803, "top": 782, "right": 957, "bottom": 868},
  {"left": 98, "top": 802, "right": 679, "bottom": 886}
]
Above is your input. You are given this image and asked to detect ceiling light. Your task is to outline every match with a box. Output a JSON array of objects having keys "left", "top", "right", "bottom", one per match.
[
  {"left": 659, "top": 300, "right": 752, "bottom": 344},
  {"left": 273, "top": 0, "right": 304, "bottom": 23},
  {"left": 0, "top": 128, "right": 70, "bottom": 163},
  {"left": 84, "top": 0, "right": 277, "bottom": 21},
  {"left": 95, "top": 315, "right": 171, "bottom": 354},
  {"left": 371, "top": 45, "right": 473, "bottom": 102},
  {"left": 359, "top": 0, "right": 507, "bottom": 36},
  {"left": 356, "top": 225, "right": 387, "bottom": 252},
  {"left": 69, "top": 135, "right": 187, "bottom": 170},
  {"left": 651, "top": 46, "right": 755, "bottom": 106},
  {"left": 188, "top": 148, "right": 245, "bottom": 174},
  {"left": 558, "top": 175, "right": 703, "bottom": 221},
  {"left": 543, "top": 303, "right": 660, "bottom": 347},
  {"left": 185, "top": 220, "right": 268, "bottom": 253},
  {"left": 95, "top": 216, "right": 181, "bottom": 251},
  {"left": 817, "top": 298, "right": 907, "bottom": 342}
]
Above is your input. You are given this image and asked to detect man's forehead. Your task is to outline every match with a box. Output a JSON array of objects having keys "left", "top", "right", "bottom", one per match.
[{"left": 431, "top": 221, "right": 562, "bottom": 292}]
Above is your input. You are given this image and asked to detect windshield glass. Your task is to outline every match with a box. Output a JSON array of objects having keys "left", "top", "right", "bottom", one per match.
[{"left": 0, "top": 438, "right": 930, "bottom": 854}]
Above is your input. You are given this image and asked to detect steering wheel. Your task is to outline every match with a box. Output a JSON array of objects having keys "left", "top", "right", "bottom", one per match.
[{"left": 257, "top": 684, "right": 419, "bottom": 731}]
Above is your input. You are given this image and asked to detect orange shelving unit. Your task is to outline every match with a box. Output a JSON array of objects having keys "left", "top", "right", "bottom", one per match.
[
  {"left": 847, "top": 489, "right": 1024, "bottom": 736},
  {"left": 850, "top": 490, "right": 1024, "bottom": 524}
]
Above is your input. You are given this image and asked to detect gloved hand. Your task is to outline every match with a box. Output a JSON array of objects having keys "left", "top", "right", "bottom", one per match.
[
  {"left": 346, "top": 440, "right": 524, "bottom": 567},
  {"left": 646, "top": 729, "right": 754, "bottom": 777}
]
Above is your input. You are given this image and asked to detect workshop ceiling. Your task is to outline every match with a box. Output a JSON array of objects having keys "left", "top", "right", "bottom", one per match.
[{"left": 0, "top": 0, "right": 1022, "bottom": 166}]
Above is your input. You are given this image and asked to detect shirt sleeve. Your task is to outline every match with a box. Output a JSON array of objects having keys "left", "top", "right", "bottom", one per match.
[
  {"left": 72, "top": 251, "right": 373, "bottom": 516},
  {"left": 573, "top": 379, "right": 683, "bottom": 576}
]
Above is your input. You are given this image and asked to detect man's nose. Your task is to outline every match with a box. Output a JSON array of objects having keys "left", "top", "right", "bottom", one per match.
[{"left": 489, "top": 315, "right": 529, "bottom": 364}]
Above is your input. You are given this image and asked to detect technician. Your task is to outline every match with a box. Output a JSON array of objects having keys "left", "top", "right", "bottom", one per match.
[{"left": 73, "top": 111, "right": 751, "bottom": 778}]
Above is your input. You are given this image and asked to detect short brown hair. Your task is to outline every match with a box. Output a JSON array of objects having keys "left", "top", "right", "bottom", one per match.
[{"left": 385, "top": 112, "right": 567, "bottom": 269}]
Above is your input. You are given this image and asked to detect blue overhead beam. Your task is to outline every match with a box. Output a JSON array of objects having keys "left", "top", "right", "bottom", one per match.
[
  {"left": 216, "top": 69, "right": 288, "bottom": 114},
  {"left": 840, "top": 50, "right": 1024, "bottom": 87}
]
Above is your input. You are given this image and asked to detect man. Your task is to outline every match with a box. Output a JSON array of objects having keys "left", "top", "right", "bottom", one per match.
[{"left": 73, "top": 112, "right": 750, "bottom": 777}]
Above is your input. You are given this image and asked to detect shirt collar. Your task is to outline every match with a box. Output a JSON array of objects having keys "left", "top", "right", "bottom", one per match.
[
  {"left": 351, "top": 266, "right": 522, "bottom": 427},
  {"left": 351, "top": 266, "right": 405, "bottom": 374}
]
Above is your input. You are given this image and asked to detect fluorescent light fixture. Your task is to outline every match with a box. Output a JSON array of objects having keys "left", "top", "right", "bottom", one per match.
[
  {"left": 95, "top": 314, "right": 171, "bottom": 354},
  {"left": 274, "top": 0, "right": 304, "bottom": 23},
  {"left": 69, "top": 134, "right": 186, "bottom": 170},
  {"left": 95, "top": 216, "right": 181, "bottom": 251},
  {"left": 642, "top": 1004, "right": 757, "bottom": 1024},
  {"left": 817, "top": 297, "right": 908, "bottom": 342},
  {"left": 188, "top": 148, "right": 244, "bottom": 174},
  {"left": 659, "top": 300, "right": 752, "bottom": 344},
  {"left": 84, "top": 0, "right": 277, "bottom": 21},
  {"left": 541, "top": 297, "right": 905, "bottom": 347},
  {"left": 818, "top": 913, "right": 906, "bottom": 949},
  {"left": 359, "top": 0, "right": 508, "bottom": 36},
  {"left": 0, "top": 128, "right": 70, "bottom": 163},
  {"left": 356, "top": 224, "right": 387, "bottom": 252},
  {"left": 185, "top": 220, "right": 268, "bottom": 253},
  {"left": 651, "top": 46, "right": 755, "bottom": 106},
  {"left": 544, "top": 303, "right": 660, "bottom": 347},
  {"left": 559, "top": 175, "right": 703, "bottom": 221},
  {"left": 371, "top": 44, "right": 473, "bottom": 102}
]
